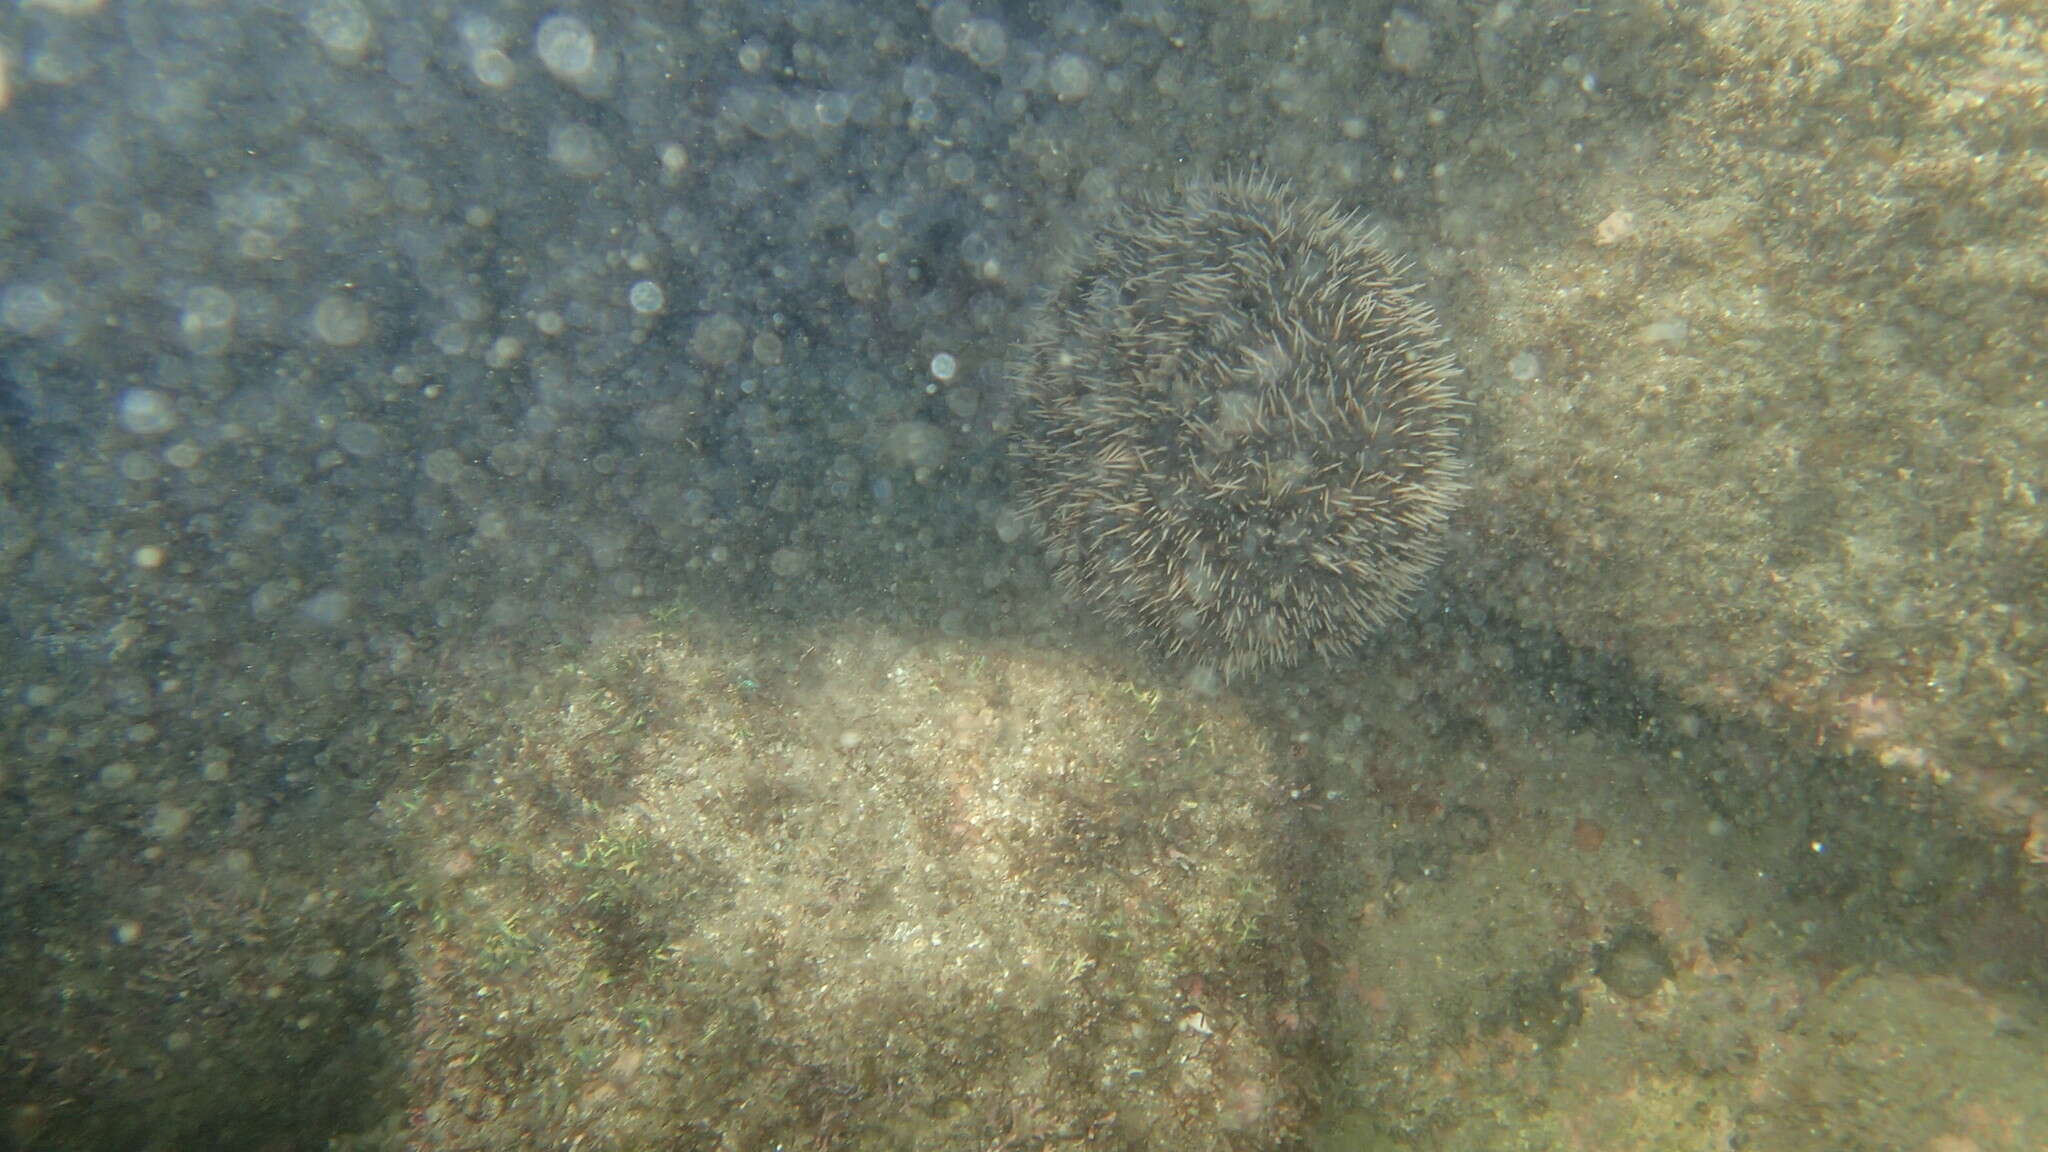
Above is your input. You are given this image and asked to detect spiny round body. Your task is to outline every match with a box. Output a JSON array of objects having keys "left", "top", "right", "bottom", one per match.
[{"left": 1009, "top": 174, "right": 1466, "bottom": 681}]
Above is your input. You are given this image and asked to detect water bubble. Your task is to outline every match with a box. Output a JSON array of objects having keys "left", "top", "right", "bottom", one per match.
[
  {"left": 1, "top": 283, "right": 63, "bottom": 336},
  {"left": 1048, "top": 53, "right": 1094, "bottom": 101},
  {"left": 336, "top": 421, "right": 384, "bottom": 457},
  {"left": 768, "top": 547, "right": 813, "bottom": 578},
  {"left": 299, "top": 589, "right": 353, "bottom": 628},
  {"left": 689, "top": 314, "right": 747, "bottom": 366},
  {"left": 930, "top": 0, "right": 972, "bottom": 47},
  {"left": 547, "top": 122, "right": 606, "bottom": 176},
  {"left": 929, "top": 352, "right": 958, "bottom": 382},
  {"left": 901, "top": 64, "right": 938, "bottom": 101},
  {"left": 960, "top": 19, "right": 1009, "bottom": 68},
  {"left": 312, "top": 295, "right": 370, "bottom": 347},
  {"left": 535, "top": 14, "right": 597, "bottom": 82},
  {"left": 471, "top": 47, "right": 515, "bottom": 88},
  {"left": 179, "top": 285, "right": 236, "bottom": 355},
  {"left": 1381, "top": 8, "right": 1435, "bottom": 76},
  {"left": 306, "top": 0, "right": 373, "bottom": 62},
  {"left": 813, "top": 91, "right": 851, "bottom": 128},
  {"left": 628, "top": 280, "right": 666, "bottom": 315},
  {"left": 118, "top": 389, "right": 179, "bottom": 436},
  {"left": 1640, "top": 318, "right": 1690, "bottom": 347},
  {"left": 422, "top": 448, "right": 465, "bottom": 485},
  {"left": 32, "top": 0, "right": 111, "bottom": 18},
  {"left": 148, "top": 802, "right": 193, "bottom": 840}
]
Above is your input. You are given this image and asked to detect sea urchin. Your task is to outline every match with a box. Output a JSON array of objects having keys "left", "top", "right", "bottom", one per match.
[{"left": 1009, "top": 173, "right": 1466, "bottom": 681}]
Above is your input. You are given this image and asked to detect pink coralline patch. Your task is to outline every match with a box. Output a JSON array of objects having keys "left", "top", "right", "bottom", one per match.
[
  {"left": 1832, "top": 689, "right": 2042, "bottom": 845},
  {"left": 1594, "top": 209, "right": 1637, "bottom": 246},
  {"left": 1840, "top": 690, "right": 1905, "bottom": 743},
  {"left": 1836, "top": 689, "right": 1938, "bottom": 777}
]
